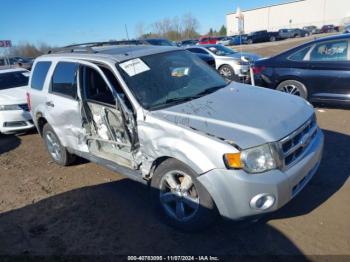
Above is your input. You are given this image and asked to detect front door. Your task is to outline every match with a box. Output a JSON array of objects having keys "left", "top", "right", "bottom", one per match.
[{"left": 78, "top": 63, "right": 137, "bottom": 169}]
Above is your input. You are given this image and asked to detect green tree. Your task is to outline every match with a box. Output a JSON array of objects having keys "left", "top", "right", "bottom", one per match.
[{"left": 219, "top": 25, "right": 227, "bottom": 36}]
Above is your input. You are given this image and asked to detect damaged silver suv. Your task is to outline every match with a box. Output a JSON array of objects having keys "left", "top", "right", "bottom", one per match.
[{"left": 28, "top": 43, "right": 324, "bottom": 230}]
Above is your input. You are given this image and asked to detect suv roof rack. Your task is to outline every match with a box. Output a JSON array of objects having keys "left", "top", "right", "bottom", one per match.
[{"left": 48, "top": 40, "right": 148, "bottom": 54}]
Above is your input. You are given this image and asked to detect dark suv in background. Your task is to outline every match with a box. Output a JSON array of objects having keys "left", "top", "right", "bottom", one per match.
[
  {"left": 253, "top": 34, "right": 350, "bottom": 105},
  {"left": 246, "top": 30, "right": 280, "bottom": 44}
]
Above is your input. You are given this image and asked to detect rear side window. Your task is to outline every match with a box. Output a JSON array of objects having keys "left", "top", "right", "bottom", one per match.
[
  {"left": 288, "top": 46, "right": 311, "bottom": 61},
  {"left": 51, "top": 62, "right": 78, "bottom": 99},
  {"left": 310, "top": 40, "right": 348, "bottom": 61},
  {"left": 31, "top": 61, "right": 51, "bottom": 90}
]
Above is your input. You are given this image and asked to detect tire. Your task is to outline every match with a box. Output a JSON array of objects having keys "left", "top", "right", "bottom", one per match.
[
  {"left": 247, "top": 39, "right": 253, "bottom": 45},
  {"left": 150, "top": 159, "right": 218, "bottom": 231},
  {"left": 43, "top": 123, "right": 76, "bottom": 166},
  {"left": 276, "top": 80, "right": 308, "bottom": 100},
  {"left": 218, "top": 65, "right": 238, "bottom": 81},
  {"left": 269, "top": 36, "right": 276, "bottom": 42}
]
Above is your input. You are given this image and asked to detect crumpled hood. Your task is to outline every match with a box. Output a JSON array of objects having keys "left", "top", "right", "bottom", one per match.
[
  {"left": 0, "top": 86, "right": 28, "bottom": 105},
  {"left": 151, "top": 83, "right": 314, "bottom": 149}
]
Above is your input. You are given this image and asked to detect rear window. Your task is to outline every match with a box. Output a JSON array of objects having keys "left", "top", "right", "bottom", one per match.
[
  {"left": 0, "top": 71, "right": 29, "bottom": 90},
  {"left": 51, "top": 62, "right": 78, "bottom": 99},
  {"left": 31, "top": 61, "right": 51, "bottom": 90},
  {"left": 288, "top": 46, "right": 312, "bottom": 61}
]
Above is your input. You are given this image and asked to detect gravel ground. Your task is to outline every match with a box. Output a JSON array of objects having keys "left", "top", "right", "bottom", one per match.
[{"left": 0, "top": 37, "right": 349, "bottom": 257}]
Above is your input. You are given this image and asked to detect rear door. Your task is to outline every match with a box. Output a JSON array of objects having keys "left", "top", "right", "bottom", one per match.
[
  {"left": 45, "top": 61, "right": 86, "bottom": 152},
  {"left": 306, "top": 39, "right": 350, "bottom": 100}
]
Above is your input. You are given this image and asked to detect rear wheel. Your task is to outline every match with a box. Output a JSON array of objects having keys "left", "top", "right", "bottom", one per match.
[
  {"left": 151, "top": 159, "right": 218, "bottom": 231},
  {"left": 276, "top": 80, "right": 308, "bottom": 100},
  {"left": 43, "top": 124, "right": 76, "bottom": 166},
  {"left": 269, "top": 36, "right": 276, "bottom": 42},
  {"left": 247, "top": 39, "right": 253, "bottom": 45}
]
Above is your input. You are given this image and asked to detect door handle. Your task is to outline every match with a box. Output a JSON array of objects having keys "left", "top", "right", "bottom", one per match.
[{"left": 46, "top": 101, "right": 55, "bottom": 107}]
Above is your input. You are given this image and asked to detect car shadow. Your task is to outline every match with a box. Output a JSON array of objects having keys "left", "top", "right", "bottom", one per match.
[
  {"left": 0, "top": 134, "right": 21, "bottom": 155},
  {"left": 0, "top": 179, "right": 306, "bottom": 257},
  {"left": 0, "top": 129, "right": 347, "bottom": 257},
  {"left": 267, "top": 129, "right": 349, "bottom": 220}
]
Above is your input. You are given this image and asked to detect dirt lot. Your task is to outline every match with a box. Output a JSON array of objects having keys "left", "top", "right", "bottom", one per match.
[{"left": 0, "top": 37, "right": 349, "bottom": 257}]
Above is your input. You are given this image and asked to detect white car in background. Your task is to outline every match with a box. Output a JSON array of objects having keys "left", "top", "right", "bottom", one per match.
[
  {"left": 0, "top": 68, "right": 34, "bottom": 134},
  {"left": 186, "top": 45, "right": 261, "bottom": 81}
]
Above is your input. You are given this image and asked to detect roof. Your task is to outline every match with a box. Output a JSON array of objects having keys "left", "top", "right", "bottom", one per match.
[
  {"left": 40, "top": 45, "right": 180, "bottom": 63},
  {"left": 227, "top": 0, "right": 305, "bottom": 15}
]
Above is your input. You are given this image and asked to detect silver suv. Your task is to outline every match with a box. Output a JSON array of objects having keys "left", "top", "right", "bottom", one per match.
[{"left": 28, "top": 43, "right": 324, "bottom": 230}]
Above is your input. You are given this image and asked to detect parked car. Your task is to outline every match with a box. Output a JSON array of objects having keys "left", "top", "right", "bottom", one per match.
[
  {"left": 246, "top": 30, "right": 280, "bottom": 44},
  {"left": 0, "top": 68, "right": 34, "bottom": 134},
  {"left": 253, "top": 34, "right": 350, "bottom": 105},
  {"left": 186, "top": 44, "right": 260, "bottom": 81},
  {"left": 198, "top": 36, "right": 218, "bottom": 45},
  {"left": 279, "top": 28, "right": 308, "bottom": 39},
  {"left": 29, "top": 43, "right": 323, "bottom": 231},
  {"left": 0, "top": 56, "right": 33, "bottom": 70},
  {"left": 303, "top": 26, "right": 320, "bottom": 35},
  {"left": 141, "top": 38, "right": 175, "bottom": 46},
  {"left": 217, "top": 37, "right": 235, "bottom": 46},
  {"left": 230, "top": 34, "right": 248, "bottom": 45},
  {"left": 344, "top": 25, "right": 350, "bottom": 33},
  {"left": 178, "top": 39, "right": 199, "bottom": 47},
  {"left": 192, "top": 53, "right": 216, "bottom": 68},
  {"left": 320, "top": 24, "right": 339, "bottom": 33}
]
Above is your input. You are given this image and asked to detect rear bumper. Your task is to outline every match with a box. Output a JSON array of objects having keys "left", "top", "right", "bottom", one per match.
[
  {"left": 198, "top": 128, "right": 324, "bottom": 220},
  {"left": 0, "top": 110, "right": 34, "bottom": 133}
]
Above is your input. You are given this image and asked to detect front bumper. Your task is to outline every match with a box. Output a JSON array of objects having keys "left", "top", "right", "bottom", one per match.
[
  {"left": 0, "top": 110, "right": 34, "bottom": 134},
  {"left": 198, "top": 128, "right": 324, "bottom": 220},
  {"left": 233, "top": 64, "right": 250, "bottom": 77}
]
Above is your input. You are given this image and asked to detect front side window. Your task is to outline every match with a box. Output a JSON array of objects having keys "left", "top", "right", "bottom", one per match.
[
  {"left": 310, "top": 40, "right": 348, "bottom": 61},
  {"left": 117, "top": 50, "right": 227, "bottom": 110},
  {"left": 288, "top": 46, "right": 312, "bottom": 61},
  {"left": 0, "top": 71, "right": 29, "bottom": 90},
  {"left": 51, "top": 62, "right": 78, "bottom": 99},
  {"left": 31, "top": 61, "right": 51, "bottom": 90},
  {"left": 81, "top": 66, "right": 115, "bottom": 105}
]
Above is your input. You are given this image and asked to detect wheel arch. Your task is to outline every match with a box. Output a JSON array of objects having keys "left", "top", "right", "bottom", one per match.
[{"left": 35, "top": 113, "right": 48, "bottom": 136}]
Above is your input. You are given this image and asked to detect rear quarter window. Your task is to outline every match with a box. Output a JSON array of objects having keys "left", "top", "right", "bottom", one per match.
[
  {"left": 31, "top": 61, "right": 52, "bottom": 90},
  {"left": 288, "top": 46, "right": 312, "bottom": 61}
]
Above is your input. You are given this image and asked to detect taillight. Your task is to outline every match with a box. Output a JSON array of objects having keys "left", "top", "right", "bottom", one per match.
[
  {"left": 252, "top": 66, "right": 266, "bottom": 74},
  {"left": 26, "top": 92, "right": 31, "bottom": 111}
]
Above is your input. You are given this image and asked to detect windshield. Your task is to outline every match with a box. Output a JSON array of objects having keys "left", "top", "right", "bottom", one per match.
[
  {"left": 117, "top": 50, "right": 227, "bottom": 110},
  {"left": 0, "top": 71, "right": 29, "bottom": 90},
  {"left": 206, "top": 45, "right": 237, "bottom": 56}
]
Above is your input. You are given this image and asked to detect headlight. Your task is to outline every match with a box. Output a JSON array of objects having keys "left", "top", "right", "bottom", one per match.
[
  {"left": 224, "top": 143, "right": 282, "bottom": 173},
  {"left": 0, "top": 104, "right": 21, "bottom": 111}
]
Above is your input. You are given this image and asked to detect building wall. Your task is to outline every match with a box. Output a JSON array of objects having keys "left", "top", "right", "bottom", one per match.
[{"left": 226, "top": 0, "right": 350, "bottom": 35}]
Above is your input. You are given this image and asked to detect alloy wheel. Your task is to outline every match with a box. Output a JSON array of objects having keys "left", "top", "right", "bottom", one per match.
[
  {"left": 159, "top": 170, "right": 200, "bottom": 222},
  {"left": 45, "top": 131, "right": 62, "bottom": 162}
]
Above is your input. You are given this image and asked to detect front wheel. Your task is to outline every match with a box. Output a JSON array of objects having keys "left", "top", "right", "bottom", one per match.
[
  {"left": 269, "top": 36, "right": 276, "bottom": 42},
  {"left": 276, "top": 80, "right": 308, "bottom": 99},
  {"left": 151, "top": 159, "right": 218, "bottom": 231}
]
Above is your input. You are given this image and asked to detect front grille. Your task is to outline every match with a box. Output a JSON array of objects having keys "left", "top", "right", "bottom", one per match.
[
  {"left": 4, "top": 121, "right": 27, "bottom": 127},
  {"left": 279, "top": 115, "right": 318, "bottom": 168},
  {"left": 18, "top": 104, "right": 29, "bottom": 111}
]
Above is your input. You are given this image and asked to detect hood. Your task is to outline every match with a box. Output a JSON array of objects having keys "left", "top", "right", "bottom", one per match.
[
  {"left": 226, "top": 52, "right": 261, "bottom": 62},
  {"left": 0, "top": 86, "right": 28, "bottom": 105},
  {"left": 151, "top": 83, "right": 314, "bottom": 149}
]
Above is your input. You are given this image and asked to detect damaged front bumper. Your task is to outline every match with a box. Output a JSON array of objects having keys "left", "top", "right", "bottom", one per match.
[{"left": 197, "top": 128, "right": 324, "bottom": 220}]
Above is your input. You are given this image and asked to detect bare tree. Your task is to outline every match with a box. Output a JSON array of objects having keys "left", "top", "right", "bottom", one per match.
[{"left": 181, "top": 13, "right": 200, "bottom": 39}]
